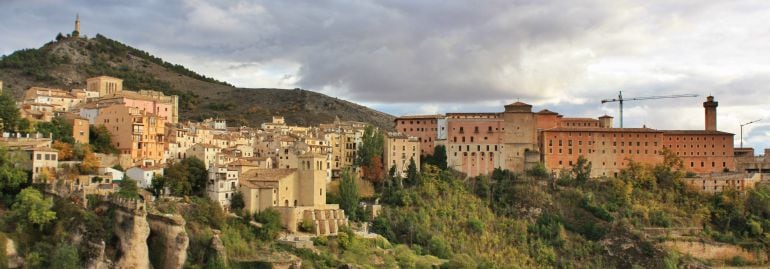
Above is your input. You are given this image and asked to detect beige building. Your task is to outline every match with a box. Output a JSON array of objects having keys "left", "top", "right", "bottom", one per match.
[
  {"left": 61, "top": 113, "right": 89, "bottom": 144},
  {"left": 683, "top": 173, "right": 760, "bottom": 193},
  {"left": 23, "top": 87, "right": 84, "bottom": 112},
  {"left": 95, "top": 103, "right": 166, "bottom": 166},
  {"left": 240, "top": 153, "right": 346, "bottom": 235},
  {"left": 87, "top": 76, "right": 123, "bottom": 97},
  {"left": 186, "top": 143, "right": 222, "bottom": 169},
  {"left": 384, "top": 132, "right": 420, "bottom": 178}
]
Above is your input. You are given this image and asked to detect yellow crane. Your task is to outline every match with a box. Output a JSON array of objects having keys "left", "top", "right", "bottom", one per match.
[{"left": 601, "top": 91, "right": 698, "bottom": 128}]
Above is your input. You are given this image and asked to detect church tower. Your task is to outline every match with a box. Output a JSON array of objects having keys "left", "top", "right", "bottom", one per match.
[{"left": 73, "top": 14, "right": 80, "bottom": 37}]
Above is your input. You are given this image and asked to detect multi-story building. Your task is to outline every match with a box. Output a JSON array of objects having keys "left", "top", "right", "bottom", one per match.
[
  {"left": 207, "top": 164, "right": 240, "bottom": 211},
  {"left": 60, "top": 113, "right": 89, "bottom": 144},
  {"left": 398, "top": 96, "right": 735, "bottom": 179},
  {"left": 95, "top": 103, "right": 167, "bottom": 166},
  {"left": 394, "top": 115, "right": 444, "bottom": 156},
  {"left": 23, "top": 87, "right": 85, "bottom": 112},
  {"left": 384, "top": 132, "right": 420, "bottom": 177}
]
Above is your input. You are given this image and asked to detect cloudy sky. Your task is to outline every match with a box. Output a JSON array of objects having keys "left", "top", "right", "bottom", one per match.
[{"left": 1, "top": 0, "right": 770, "bottom": 151}]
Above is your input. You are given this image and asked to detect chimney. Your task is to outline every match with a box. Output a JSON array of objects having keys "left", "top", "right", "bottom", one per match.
[{"left": 704, "top": 96, "right": 718, "bottom": 131}]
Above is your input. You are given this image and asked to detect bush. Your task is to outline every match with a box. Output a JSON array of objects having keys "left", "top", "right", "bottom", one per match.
[
  {"left": 299, "top": 219, "right": 314, "bottom": 233},
  {"left": 467, "top": 218, "right": 484, "bottom": 234}
]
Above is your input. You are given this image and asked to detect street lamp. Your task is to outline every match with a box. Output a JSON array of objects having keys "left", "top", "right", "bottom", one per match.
[{"left": 739, "top": 119, "right": 761, "bottom": 148}]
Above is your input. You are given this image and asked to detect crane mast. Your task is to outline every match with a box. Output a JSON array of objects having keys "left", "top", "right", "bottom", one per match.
[{"left": 601, "top": 91, "right": 698, "bottom": 128}]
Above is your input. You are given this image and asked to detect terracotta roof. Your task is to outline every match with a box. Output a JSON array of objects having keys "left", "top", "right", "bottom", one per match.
[
  {"left": 395, "top": 114, "right": 445, "bottom": 120},
  {"left": 536, "top": 109, "right": 559, "bottom": 115},
  {"left": 561, "top": 117, "right": 599, "bottom": 121},
  {"left": 543, "top": 127, "right": 662, "bottom": 133},
  {"left": 507, "top": 101, "right": 531, "bottom": 106},
  {"left": 241, "top": 168, "right": 296, "bottom": 182},
  {"left": 662, "top": 130, "right": 734, "bottom": 135},
  {"left": 598, "top": 115, "right": 614, "bottom": 119}
]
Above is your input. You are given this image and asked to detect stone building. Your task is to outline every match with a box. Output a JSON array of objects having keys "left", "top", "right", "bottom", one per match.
[
  {"left": 86, "top": 76, "right": 123, "bottom": 97},
  {"left": 384, "top": 132, "right": 420, "bottom": 178},
  {"left": 239, "top": 153, "right": 346, "bottom": 235},
  {"left": 207, "top": 164, "right": 239, "bottom": 211}
]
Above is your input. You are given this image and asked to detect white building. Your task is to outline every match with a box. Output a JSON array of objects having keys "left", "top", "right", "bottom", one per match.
[
  {"left": 126, "top": 166, "right": 164, "bottom": 189},
  {"left": 207, "top": 164, "right": 239, "bottom": 210}
]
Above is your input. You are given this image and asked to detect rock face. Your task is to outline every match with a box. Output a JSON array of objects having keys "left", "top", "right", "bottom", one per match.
[
  {"left": 147, "top": 213, "right": 189, "bottom": 269},
  {"left": 111, "top": 198, "right": 151, "bottom": 269},
  {"left": 5, "top": 238, "right": 23, "bottom": 269}
]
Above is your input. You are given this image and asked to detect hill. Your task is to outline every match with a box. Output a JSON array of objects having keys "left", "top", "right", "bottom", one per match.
[{"left": 0, "top": 33, "right": 395, "bottom": 129}]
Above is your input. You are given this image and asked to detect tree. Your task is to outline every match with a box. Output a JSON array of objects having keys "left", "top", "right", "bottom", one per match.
[
  {"left": 405, "top": 157, "right": 418, "bottom": 186},
  {"left": 51, "top": 244, "right": 80, "bottom": 269},
  {"left": 230, "top": 192, "right": 244, "bottom": 211},
  {"left": 0, "top": 146, "right": 29, "bottom": 201},
  {"left": 117, "top": 179, "right": 141, "bottom": 199},
  {"left": 526, "top": 162, "right": 549, "bottom": 180},
  {"left": 181, "top": 157, "right": 207, "bottom": 196},
  {"left": 364, "top": 155, "right": 385, "bottom": 188},
  {"left": 35, "top": 117, "right": 74, "bottom": 144},
  {"left": 89, "top": 125, "right": 118, "bottom": 154},
  {"left": 572, "top": 156, "right": 591, "bottom": 186},
  {"left": 79, "top": 146, "right": 99, "bottom": 174},
  {"left": 52, "top": 141, "right": 73, "bottom": 161},
  {"left": 10, "top": 188, "right": 56, "bottom": 232},
  {"left": 339, "top": 168, "right": 360, "bottom": 220},
  {"left": 0, "top": 93, "right": 21, "bottom": 132},
  {"left": 426, "top": 145, "right": 447, "bottom": 170}
]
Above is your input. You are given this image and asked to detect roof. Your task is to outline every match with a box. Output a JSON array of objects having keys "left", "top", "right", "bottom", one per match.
[
  {"left": 598, "top": 115, "right": 614, "bottom": 119},
  {"left": 536, "top": 109, "right": 559, "bottom": 115},
  {"left": 507, "top": 101, "right": 531, "bottom": 106},
  {"left": 561, "top": 117, "right": 599, "bottom": 121},
  {"left": 240, "top": 168, "right": 296, "bottom": 183},
  {"left": 543, "top": 127, "right": 662, "bottom": 133},
  {"left": 395, "top": 114, "right": 445, "bottom": 120},
  {"left": 662, "top": 130, "right": 734, "bottom": 136}
]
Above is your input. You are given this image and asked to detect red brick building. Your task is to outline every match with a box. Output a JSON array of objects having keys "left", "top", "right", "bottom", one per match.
[{"left": 394, "top": 115, "right": 443, "bottom": 156}]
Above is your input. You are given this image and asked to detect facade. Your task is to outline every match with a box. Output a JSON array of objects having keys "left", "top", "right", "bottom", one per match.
[
  {"left": 683, "top": 173, "right": 760, "bottom": 194},
  {"left": 186, "top": 144, "right": 222, "bottom": 169},
  {"left": 397, "top": 96, "right": 735, "bottom": 179},
  {"left": 86, "top": 76, "right": 123, "bottom": 97},
  {"left": 126, "top": 166, "right": 164, "bottom": 189},
  {"left": 61, "top": 113, "right": 89, "bottom": 144},
  {"left": 95, "top": 103, "right": 167, "bottom": 166},
  {"left": 384, "top": 132, "right": 420, "bottom": 178},
  {"left": 207, "top": 164, "right": 239, "bottom": 211},
  {"left": 22, "top": 87, "right": 84, "bottom": 112},
  {"left": 394, "top": 115, "right": 443, "bottom": 156}
]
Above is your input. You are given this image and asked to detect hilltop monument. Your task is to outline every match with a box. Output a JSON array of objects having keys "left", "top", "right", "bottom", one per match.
[{"left": 73, "top": 14, "right": 80, "bottom": 37}]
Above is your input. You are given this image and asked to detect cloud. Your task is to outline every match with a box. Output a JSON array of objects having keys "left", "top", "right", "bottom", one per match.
[{"left": 2, "top": 0, "right": 770, "bottom": 150}]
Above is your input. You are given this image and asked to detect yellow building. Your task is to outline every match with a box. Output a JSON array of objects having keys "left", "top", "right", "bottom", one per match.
[
  {"left": 86, "top": 76, "right": 123, "bottom": 97},
  {"left": 384, "top": 132, "right": 420, "bottom": 178},
  {"left": 95, "top": 103, "right": 166, "bottom": 166},
  {"left": 239, "top": 153, "right": 346, "bottom": 235}
]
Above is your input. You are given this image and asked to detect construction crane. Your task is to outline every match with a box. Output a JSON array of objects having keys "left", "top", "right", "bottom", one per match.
[{"left": 601, "top": 91, "right": 698, "bottom": 128}]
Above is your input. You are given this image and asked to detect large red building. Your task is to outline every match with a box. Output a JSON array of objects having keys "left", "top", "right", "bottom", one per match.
[{"left": 396, "top": 96, "right": 735, "bottom": 178}]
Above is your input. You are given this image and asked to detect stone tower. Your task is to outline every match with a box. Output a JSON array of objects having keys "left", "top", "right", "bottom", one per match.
[
  {"left": 73, "top": 14, "right": 80, "bottom": 37},
  {"left": 297, "top": 153, "right": 327, "bottom": 206},
  {"left": 704, "top": 96, "right": 718, "bottom": 131}
]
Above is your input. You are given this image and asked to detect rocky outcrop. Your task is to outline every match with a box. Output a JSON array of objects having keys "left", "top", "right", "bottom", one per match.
[
  {"left": 5, "top": 238, "right": 23, "bottom": 269},
  {"left": 111, "top": 197, "right": 151, "bottom": 269},
  {"left": 147, "top": 213, "right": 189, "bottom": 269},
  {"left": 84, "top": 241, "right": 111, "bottom": 269}
]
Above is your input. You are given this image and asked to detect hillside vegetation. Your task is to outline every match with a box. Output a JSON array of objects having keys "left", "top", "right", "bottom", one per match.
[{"left": 0, "top": 34, "right": 395, "bottom": 129}]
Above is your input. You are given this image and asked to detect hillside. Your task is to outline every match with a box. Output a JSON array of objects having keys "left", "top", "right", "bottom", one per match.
[{"left": 0, "top": 33, "right": 395, "bottom": 129}]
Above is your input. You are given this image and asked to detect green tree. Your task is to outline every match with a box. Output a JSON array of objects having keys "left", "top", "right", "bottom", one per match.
[
  {"left": 426, "top": 145, "right": 448, "bottom": 170},
  {"left": 405, "top": 157, "right": 418, "bottom": 186},
  {"left": 0, "top": 93, "right": 21, "bottom": 132},
  {"left": 526, "top": 162, "right": 549, "bottom": 180},
  {"left": 117, "top": 179, "right": 141, "bottom": 199},
  {"left": 50, "top": 244, "right": 80, "bottom": 269},
  {"left": 10, "top": 188, "right": 56, "bottom": 232},
  {"left": 339, "top": 168, "right": 360, "bottom": 220},
  {"left": 253, "top": 208, "right": 283, "bottom": 240},
  {"left": 355, "top": 125, "right": 384, "bottom": 167},
  {"left": 230, "top": 192, "right": 245, "bottom": 211},
  {"left": 0, "top": 146, "right": 29, "bottom": 201},
  {"left": 89, "top": 125, "right": 118, "bottom": 154},
  {"left": 572, "top": 155, "right": 592, "bottom": 186},
  {"left": 35, "top": 117, "right": 74, "bottom": 144},
  {"left": 181, "top": 157, "right": 207, "bottom": 196}
]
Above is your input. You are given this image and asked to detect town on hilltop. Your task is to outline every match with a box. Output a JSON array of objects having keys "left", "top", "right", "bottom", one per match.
[{"left": 1, "top": 15, "right": 770, "bottom": 269}]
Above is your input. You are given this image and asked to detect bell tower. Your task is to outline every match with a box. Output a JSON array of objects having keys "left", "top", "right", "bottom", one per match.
[
  {"left": 73, "top": 14, "right": 81, "bottom": 37},
  {"left": 704, "top": 96, "right": 718, "bottom": 131}
]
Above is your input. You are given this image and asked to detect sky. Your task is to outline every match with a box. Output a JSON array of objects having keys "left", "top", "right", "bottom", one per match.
[{"left": 1, "top": 0, "right": 770, "bottom": 152}]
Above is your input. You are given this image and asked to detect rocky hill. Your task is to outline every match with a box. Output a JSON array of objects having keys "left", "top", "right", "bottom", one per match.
[{"left": 0, "top": 33, "right": 395, "bottom": 129}]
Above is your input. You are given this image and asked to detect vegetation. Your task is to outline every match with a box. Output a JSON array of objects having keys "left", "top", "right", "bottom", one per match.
[
  {"left": 153, "top": 157, "right": 207, "bottom": 196},
  {"left": 423, "top": 145, "right": 448, "bottom": 170},
  {"left": 35, "top": 117, "right": 74, "bottom": 144},
  {"left": 356, "top": 125, "right": 385, "bottom": 188},
  {"left": 89, "top": 125, "right": 118, "bottom": 154},
  {"left": 338, "top": 169, "right": 361, "bottom": 221}
]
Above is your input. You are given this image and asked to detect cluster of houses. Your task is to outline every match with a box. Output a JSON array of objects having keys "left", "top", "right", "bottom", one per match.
[{"left": 1, "top": 76, "right": 422, "bottom": 235}]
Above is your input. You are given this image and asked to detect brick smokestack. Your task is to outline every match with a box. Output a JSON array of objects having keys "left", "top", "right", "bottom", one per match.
[{"left": 704, "top": 96, "right": 717, "bottom": 131}]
